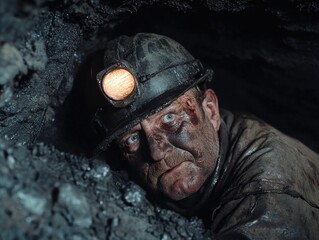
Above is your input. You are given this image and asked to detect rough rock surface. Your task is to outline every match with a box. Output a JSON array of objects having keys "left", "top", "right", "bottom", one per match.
[
  {"left": 0, "top": 0, "right": 319, "bottom": 239},
  {"left": 0, "top": 139, "right": 210, "bottom": 239}
]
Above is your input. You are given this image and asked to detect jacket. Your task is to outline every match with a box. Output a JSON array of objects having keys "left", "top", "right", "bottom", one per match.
[{"left": 168, "top": 109, "right": 319, "bottom": 239}]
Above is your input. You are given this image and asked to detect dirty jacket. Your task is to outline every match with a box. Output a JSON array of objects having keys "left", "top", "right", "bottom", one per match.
[{"left": 169, "top": 109, "right": 319, "bottom": 239}]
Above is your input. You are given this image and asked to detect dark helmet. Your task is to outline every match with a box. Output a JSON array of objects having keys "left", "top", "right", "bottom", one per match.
[{"left": 90, "top": 33, "right": 213, "bottom": 151}]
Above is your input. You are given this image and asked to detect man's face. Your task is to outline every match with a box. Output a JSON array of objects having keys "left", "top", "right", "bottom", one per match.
[{"left": 117, "top": 89, "right": 221, "bottom": 201}]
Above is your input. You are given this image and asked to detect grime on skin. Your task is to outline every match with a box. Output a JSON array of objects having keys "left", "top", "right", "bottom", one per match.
[{"left": 117, "top": 89, "right": 220, "bottom": 201}]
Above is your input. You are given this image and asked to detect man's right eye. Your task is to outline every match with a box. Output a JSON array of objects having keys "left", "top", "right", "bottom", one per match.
[{"left": 127, "top": 132, "right": 140, "bottom": 145}]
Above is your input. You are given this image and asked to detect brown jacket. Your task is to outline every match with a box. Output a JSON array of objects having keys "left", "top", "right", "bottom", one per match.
[{"left": 168, "top": 110, "right": 319, "bottom": 239}]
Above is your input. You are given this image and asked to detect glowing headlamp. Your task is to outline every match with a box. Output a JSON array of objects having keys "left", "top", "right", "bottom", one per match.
[
  {"left": 96, "top": 59, "right": 205, "bottom": 109},
  {"left": 96, "top": 64, "right": 139, "bottom": 108}
]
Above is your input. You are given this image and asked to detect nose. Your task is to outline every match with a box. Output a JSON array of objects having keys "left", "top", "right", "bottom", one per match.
[{"left": 140, "top": 121, "right": 171, "bottom": 161}]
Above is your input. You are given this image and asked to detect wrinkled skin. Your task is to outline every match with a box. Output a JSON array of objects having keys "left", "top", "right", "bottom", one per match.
[{"left": 117, "top": 89, "right": 221, "bottom": 201}]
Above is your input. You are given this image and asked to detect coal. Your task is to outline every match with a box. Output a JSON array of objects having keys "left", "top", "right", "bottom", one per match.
[{"left": 0, "top": 139, "right": 211, "bottom": 239}]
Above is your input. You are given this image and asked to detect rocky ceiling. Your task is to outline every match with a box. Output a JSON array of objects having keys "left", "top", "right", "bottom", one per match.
[{"left": 0, "top": 0, "right": 318, "bottom": 239}]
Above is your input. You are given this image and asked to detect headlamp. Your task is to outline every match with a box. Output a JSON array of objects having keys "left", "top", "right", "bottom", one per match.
[
  {"left": 96, "top": 60, "right": 202, "bottom": 109},
  {"left": 96, "top": 63, "right": 139, "bottom": 108},
  {"left": 94, "top": 60, "right": 212, "bottom": 150}
]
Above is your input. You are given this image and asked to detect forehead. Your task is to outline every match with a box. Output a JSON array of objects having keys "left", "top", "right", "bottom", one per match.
[
  {"left": 150, "top": 90, "right": 198, "bottom": 117},
  {"left": 118, "top": 90, "right": 199, "bottom": 136}
]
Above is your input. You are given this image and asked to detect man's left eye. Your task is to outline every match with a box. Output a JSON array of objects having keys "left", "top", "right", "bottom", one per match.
[{"left": 162, "top": 113, "right": 175, "bottom": 123}]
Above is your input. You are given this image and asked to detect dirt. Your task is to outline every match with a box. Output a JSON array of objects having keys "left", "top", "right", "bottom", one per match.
[
  {"left": 0, "top": 138, "right": 212, "bottom": 239},
  {"left": 0, "top": 0, "right": 318, "bottom": 239}
]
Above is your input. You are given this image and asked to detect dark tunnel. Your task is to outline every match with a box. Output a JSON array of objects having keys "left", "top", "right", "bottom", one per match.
[{"left": 0, "top": 0, "right": 319, "bottom": 239}]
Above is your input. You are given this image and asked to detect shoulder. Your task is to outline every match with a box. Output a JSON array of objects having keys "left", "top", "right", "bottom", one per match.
[
  {"left": 213, "top": 110, "right": 319, "bottom": 238},
  {"left": 221, "top": 110, "right": 319, "bottom": 199},
  {"left": 213, "top": 192, "right": 319, "bottom": 239}
]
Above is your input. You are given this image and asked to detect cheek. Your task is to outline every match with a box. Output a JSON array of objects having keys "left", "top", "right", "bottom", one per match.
[
  {"left": 125, "top": 150, "right": 151, "bottom": 184},
  {"left": 167, "top": 123, "right": 204, "bottom": 159},
  {"left": 167, "top": 116, "right": 218, "bottom": 167},
  {"left": 168, "top": 107, "right": 204, "bottom": 146}
]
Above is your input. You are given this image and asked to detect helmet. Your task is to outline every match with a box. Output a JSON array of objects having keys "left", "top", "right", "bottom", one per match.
[{"left": 91, "top": 33, "right": 213, "bottom": 151}]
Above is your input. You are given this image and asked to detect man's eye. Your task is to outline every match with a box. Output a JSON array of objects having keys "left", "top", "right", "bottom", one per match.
[
  {"left": 127, "top": 133, "right": 140, "bottom": 145},
  {"left": 162, "top": 113, "right": 175, "bottom": 123}
]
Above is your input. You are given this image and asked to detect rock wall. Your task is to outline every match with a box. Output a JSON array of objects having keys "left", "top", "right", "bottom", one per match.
[
  {"left": 0, "top": 0, "right": 318, "bottom": 239},
  {"left": 0, "top": 139, "right": 210, "bottom": 239}
]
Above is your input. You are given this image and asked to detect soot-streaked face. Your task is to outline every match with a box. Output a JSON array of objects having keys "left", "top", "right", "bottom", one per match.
[{"left": 117, "top": 89, "right": 221, "bottom": 201}]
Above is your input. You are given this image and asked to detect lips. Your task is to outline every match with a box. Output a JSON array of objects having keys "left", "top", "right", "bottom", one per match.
[
  {"left": 159, "top": 161, "right": 187, "bottom": 180},
  {"left": 165, "top": 162, "right": 183, "bottom": 175}
]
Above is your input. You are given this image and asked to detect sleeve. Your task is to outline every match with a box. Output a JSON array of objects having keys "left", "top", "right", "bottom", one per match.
[{"left": 212, "top": 192, "right": 318, "bottom": 240}]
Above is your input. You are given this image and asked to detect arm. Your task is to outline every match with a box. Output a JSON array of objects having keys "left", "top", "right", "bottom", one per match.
[{"left": 213, "top": 192, "right": 318, "bottom": 240}]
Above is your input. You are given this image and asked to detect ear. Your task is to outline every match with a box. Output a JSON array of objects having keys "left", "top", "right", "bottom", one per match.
[{"left": 201, "top": 89, "right": 221, "bottom": 131}]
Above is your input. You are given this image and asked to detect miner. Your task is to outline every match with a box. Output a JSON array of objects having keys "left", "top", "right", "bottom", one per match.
[{"left": 89, "top": 33, "right": 319, "bottom": 239}]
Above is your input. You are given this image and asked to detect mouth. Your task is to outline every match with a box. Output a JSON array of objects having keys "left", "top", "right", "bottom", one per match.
[
  {"left": 147, "top": 150, "right": 195, "bottom": 187},
  {"left": 159, "top": 161, "right": 186, "bottom": 179}
]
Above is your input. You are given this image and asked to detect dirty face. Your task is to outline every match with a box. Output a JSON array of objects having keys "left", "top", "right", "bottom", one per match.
[{"left": 117, "top": 89, "right": 221, "bottom": 201}]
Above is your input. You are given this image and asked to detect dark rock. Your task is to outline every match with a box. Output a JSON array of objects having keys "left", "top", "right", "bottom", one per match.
[
  {"left": 0, "top": 138, "right": 210, "bottom": 239},
  {"left": 55, "top": 184, "right": 93, "bottom": 228}
]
